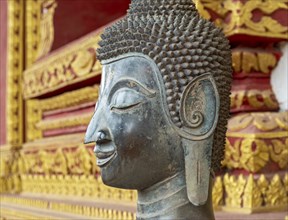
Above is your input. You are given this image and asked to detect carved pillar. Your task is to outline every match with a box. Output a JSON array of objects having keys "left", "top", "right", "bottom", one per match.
[
  {"left": 195, "top": 0, "right": 288, "bottom": 213},
  {"left": 0, "top": 0, "right": 25, "bottom": 193}
]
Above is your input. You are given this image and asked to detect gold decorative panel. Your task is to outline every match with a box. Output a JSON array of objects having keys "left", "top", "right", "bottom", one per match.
[
  {"left": 25, "top": 0, "right": 57, "bottom": 67},
  {"left": 23, "top": 33, "right": 102, "bottom": 99},
  {"left": 195, "top": 0, "right": 288, "bottom": 39},
  {"left": 6, "top": 0, "right": 24, "bottom": 147}
]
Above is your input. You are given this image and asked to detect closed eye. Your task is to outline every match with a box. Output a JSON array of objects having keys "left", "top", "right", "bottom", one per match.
[
  {"left": 110, "top": 101, "right": 142, "bottom": 112},
  {"left": 109, "top": 88, "right": 146, "bottom": 113}
]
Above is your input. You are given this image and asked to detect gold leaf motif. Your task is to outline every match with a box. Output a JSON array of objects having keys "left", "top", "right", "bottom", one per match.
[
  {"left": 200, "top": 0, "right": 288, "bottom": 39},
  {"left": 240, "top": 139, "right": 269, "bottom": 172},
  {"left": 223, "top": 173, "right": 288, "bottom": 211},
  {"left": 253, "top": 114, "right": 279, "bottom": 131},
  {"left": 23, "top": 33, "right": 103, "bottom": 98},
  {"left": 243, "top": 174, "right": 262, "bottom": 208},
  {"left": 224, "top": 138, "right": 288, "bottom": 172},
  {"left": 269, "top": 139, "right": 288, "bottom": 169},
  {"left": 228, "top": 112, "right": 288, "bottom": 132},
  {"left": 71, "top": 50, "right": 96, "bottom": 77},
  {"left": 212, "top": 177, "right": 223, "bottom": 209},
  {"left": 257, "top": 174, "right": 269, "bottom": 195},
  {"left": 265, "top": 174, "right": 287, "bottom": 206},
  {"left": 228, "top": 114, "right": 253, "bottom": 131}
]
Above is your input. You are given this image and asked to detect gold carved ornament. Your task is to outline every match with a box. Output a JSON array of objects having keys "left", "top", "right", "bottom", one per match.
[
  {"left": 212, "top": 177, "right": 223, "bottom": 210},
  {"left": 230, "top": 89, "right": 279, "bottom": 110},
  {"left": 196, "top": 0, "right": 288, "bottom": 39},
  {"left": 232, "top": 50, "right": 278, "bottom": 74},
  {"left": 23, "top": 33, "right": 102, "bottom": 99},
  {"left": 40, "top": 85, "right": 99, "bottom": 111},
  {"left": 224, "top": 138, "right": 288, "bottom": 172},
  {"left": 6, "top": 0, "right": 24, "bottom": 147},
  {"left": 0, "top": 149, "right": 25, "bottom": 194},
  {"left": 37, "top": 0, "right": 57, "bottom": 59},
  {"left": 25, "top": 0, "right": 57, "bottom": 67},
  {"left": 26, "top": 100, "right": 42, "bottom": 142},
  {"left": 223, "top": 173, "right": 288, "bottom": 212},
  {"left": 36, "top": 113, "right": 92, "bottom": 131},
  {"left": 227, "top": 112, "right": 288, "bottom": 132},
  {"left": 19, "top": 145, "right": 137, "bottom": 203}
]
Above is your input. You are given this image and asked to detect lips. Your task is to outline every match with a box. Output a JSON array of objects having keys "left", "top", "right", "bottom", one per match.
[{"left": 94, "top": 145, "right": 117, "bottom": 167}]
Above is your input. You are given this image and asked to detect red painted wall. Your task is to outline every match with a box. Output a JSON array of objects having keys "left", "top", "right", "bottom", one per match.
[
  {"left": 52, "top": 0, "right": 130, "bottom": 51},
  {"left": 0, "top": 0, "right": 7, "bottom": 145}
]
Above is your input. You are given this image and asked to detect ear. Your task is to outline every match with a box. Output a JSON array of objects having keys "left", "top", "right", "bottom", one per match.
[
  {"left": 179, "top": 73, "right": 219, "bottom": 206},
  {"left": 179, "top": 73, "right": 219, "bottom": 140}
]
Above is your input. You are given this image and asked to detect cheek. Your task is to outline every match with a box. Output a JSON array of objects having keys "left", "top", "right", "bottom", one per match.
[{"left": 111, "top": 106, "right": 157, "bottom": 159}]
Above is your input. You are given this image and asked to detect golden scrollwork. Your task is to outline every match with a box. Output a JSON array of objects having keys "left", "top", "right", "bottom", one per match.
[
  {"left": 223, "top": 173, "right": 288, "bottom": 213},
  {"left": 23, "top": 32, "right": 102, "bottom": 99},
  {"left": 21, "top": 144, "right": 96, "bottom": 176},
  {"left": 7, "top": 0, "right": 24, "bottom": 147},
  {"left": 37, "top": 0, "right": 57, "bottom": 59},
  {"left": 224, "top": 138, "right": 288, "bottom": 172},
  {"left": 232, "top": 50, "right": 278, "bottom": 74},
  {"left": 65, "top": 145, "right": 98, "bottom": 176},
  {"left": 196, "top": 0, "right": 288, "bottom": 39},
  {"left": 269, "top": 139, "right": 288, "bottom": 169},
  {"left": 228, "top": 112, "right": 288, "bottom": 132},
  {"left": 230, "top": 89, "right": 279, "bottom": 111},
  {"left": 36, "top": 113, "right": 91, "bottom": 131},
  {"left": 25, "top": 0, "right": 57, "bottom": 67}
]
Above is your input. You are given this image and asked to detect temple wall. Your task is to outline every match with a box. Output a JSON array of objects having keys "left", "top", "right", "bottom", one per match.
[{"left": 0, "top": 0, "right": 287, "bottom": 219}]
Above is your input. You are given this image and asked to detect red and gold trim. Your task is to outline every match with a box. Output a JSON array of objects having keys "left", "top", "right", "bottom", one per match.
[
  {"left": 23, "top": 31, "right": 103, "bottom": 99},
  {"left": 224, "top": 112, "right": 288, "bottom": 173},
  {"left": 195, "top": 0, "right": 288, "bottom": 41}
]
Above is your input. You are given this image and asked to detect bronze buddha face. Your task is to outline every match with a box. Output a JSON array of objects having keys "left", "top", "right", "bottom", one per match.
[
  {"left": 85, "top": 0, "right": 231, "bottom": 219},
  {"left": 86, "top": 54, "right": 184, "bottom": 190}
]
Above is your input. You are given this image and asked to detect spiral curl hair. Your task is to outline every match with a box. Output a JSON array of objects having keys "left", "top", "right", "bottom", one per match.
[{"left": 97, "top": 0, "right": 232, "bottom": 172}]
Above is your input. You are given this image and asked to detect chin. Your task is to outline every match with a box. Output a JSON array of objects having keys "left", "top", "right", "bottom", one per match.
[{"left": 101, "top": 172, "right": 136, "bottom": 189}]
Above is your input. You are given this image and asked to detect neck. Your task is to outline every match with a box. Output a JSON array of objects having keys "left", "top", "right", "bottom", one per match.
[{"left": 137, "top": 171, "right": 215, "bottom": 220}]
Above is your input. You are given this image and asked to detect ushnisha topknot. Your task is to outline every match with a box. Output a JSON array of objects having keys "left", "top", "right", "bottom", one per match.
[{"left": 97, "top": 0, "right": 232, "bottom": 172}]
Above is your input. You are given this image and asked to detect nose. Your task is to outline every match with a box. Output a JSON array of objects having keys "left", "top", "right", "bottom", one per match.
[
  {"left": 84, "top": 112, "right": 97, "bottom": 144},
  {"left": 95, "top": 130, "right": 111, "bottom": 144},
  {"left": 84, "top": 103, "right": 110, "bottom": 144}
]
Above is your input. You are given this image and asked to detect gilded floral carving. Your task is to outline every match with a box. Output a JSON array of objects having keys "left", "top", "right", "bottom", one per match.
[
  {"left": 23, "top": 35, "right": 102, "bottom": 98},
  {"left": 224, "top": 138, "right": 287, "bottom": 172},
  {"left": 196, "top": 0, "right": 288, "bottom": 39},
  {"left": 223, "top": 173, "right": 288, "bottom": 212}
]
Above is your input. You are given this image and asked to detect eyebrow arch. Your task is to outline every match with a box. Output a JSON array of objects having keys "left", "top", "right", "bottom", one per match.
[{"left": 108, "top": 79, "right": 156, "bottom": 103}]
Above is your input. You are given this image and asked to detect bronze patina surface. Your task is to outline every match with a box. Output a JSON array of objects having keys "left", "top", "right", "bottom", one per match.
[{"left": 85, "top": 0, "right": 232, "bottom": 219}]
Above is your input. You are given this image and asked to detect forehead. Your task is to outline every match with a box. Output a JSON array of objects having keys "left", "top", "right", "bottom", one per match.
[{"left": 101, "top": 56, "right": 160, "bottom": 91}]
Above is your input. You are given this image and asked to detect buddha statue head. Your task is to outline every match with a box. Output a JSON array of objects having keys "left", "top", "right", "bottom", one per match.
[{"left": 85, "top": 0, "right": 231, "bottom": 218}]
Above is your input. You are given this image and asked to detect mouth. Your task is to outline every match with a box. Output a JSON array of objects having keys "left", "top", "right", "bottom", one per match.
[{"left": 95, "top": 146, "right": 117, "bottom": 167}]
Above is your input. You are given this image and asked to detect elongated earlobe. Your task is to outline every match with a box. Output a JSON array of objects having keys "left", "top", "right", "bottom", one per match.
[{"left": 179, "top": 73, "right": 220, "bottom": 206}]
